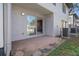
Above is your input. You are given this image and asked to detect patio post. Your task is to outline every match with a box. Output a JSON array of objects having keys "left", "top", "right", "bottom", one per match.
[{"left": 3, "top": 3, "right": 12, "bottom": 56}]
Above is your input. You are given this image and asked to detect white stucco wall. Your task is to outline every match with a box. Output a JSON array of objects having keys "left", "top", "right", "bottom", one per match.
[
  {"left": 12, "top": 5, "right": 45, "bottom": 41},
  {"left": 38, "top": 3, "right": 69, "bottom": 36},
  {"left": 53, "top": 4, "right": 69, "bottom": 36},
  {"left": 45, "top": 14, "right": 54, "bottom": 36},
  {"left": 0, "top": 3, "right": 3, "bottom": 48}
]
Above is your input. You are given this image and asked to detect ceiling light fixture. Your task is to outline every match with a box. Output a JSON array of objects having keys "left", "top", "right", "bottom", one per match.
[{"left": 21, "top": 12, "right": 25, "bottom": 16}]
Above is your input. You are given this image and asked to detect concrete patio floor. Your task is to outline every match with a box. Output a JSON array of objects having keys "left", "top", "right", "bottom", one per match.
[{"left": 11, "top": 36, "right": 63, "bottom": 56}]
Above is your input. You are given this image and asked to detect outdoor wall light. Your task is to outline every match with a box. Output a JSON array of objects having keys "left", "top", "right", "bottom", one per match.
[
  {"left": 21, "top": 12, "right": 25, "bottom": 16},
  {"left": 68, "top": 22, "right": 71, "bottom": 24}
]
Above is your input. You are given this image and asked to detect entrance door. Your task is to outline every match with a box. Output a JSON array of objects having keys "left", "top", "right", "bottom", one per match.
[{"left": 37, "top": 20, "right": 43, "bottom": 34}]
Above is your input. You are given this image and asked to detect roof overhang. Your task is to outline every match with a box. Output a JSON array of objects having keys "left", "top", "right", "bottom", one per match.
[{"left": 12, "top": 3, "right": 53, "bottom": 15}]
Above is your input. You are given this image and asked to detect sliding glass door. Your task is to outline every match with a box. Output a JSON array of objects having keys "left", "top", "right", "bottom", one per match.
[
  {"left": 27, "top": 16, "right": 37, "bottom": 35},
  {"left": 27, "top": 15, "right": 43, "bottom": 36}
]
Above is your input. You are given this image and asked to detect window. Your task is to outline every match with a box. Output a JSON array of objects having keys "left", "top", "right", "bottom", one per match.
[
  {"left": 62, "top": 4, "right": 66, "bottom": 13},
  {"left": 52, "top": 3, "right": 56, "bottom": 6}
]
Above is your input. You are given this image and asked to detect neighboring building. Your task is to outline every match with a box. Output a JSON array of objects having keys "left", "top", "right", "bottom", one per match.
[{"left": 0, "top": 3, "right": 70, "bottom": 55}]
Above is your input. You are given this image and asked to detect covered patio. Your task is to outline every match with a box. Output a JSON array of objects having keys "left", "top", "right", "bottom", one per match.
[
  {"left": 11, "top": 36, "right": 63, "bottom": 56},
  {"left": 10, "top": 3, "right": 58, "bottom": 56}
]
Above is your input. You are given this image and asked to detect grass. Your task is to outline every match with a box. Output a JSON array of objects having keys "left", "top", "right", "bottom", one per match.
[{"left": 48, "top": 38, "right": 79, "bottom": 56}]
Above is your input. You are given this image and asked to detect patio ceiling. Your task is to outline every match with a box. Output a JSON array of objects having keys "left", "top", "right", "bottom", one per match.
[{"left": 12, "top": 3, "right": 52, "bottom": 15}]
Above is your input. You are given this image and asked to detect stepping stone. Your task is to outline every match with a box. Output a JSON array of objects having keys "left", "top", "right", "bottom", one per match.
[
  {"left": 14, "top": 50, "right": 24, "bottom": 56},
  {"left": 11, "top": 50, "right": 24, "bottom": 56},
  {"left": 49, "top": 43, "right": 57, "bottom": 47},
  {"left": 24, "top": 51, "right": 33, "bottom": 56},
  {"left": 39, "top": 48, "right": 50, "bottom": 53},
  {"left": 46, "top": 46, "right": 52, "bottom": 50},
  {"left": 32, "top": 50, "right": 42, "bottom": 56}
]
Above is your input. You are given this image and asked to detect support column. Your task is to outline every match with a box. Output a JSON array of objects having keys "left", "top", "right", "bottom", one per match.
[
  {"left": 3, "top": 3, "right": 12, "bottom": 56},
  {"left": 0, "top": 3, "right": 4, "bottom": 56}
]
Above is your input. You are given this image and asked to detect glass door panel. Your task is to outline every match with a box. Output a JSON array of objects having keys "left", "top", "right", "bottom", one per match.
[{"left": 27, "top": 16, "right": 37, "bottom": 35}]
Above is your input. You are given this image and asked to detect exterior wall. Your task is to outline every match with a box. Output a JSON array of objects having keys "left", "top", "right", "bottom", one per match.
[
  {"left": 12, "top": 5, "right": 46, "bottom": 41},
  {"left": 38, "top": 3, "right": 69, "bottom": 36},
  {"left": 45, "top": 14, "right": 54, "bottom": 36}
]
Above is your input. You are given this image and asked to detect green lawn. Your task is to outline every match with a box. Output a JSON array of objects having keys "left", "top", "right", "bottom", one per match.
[{"left": 48, "top": 38, "right": 79, "bottom": 56}]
